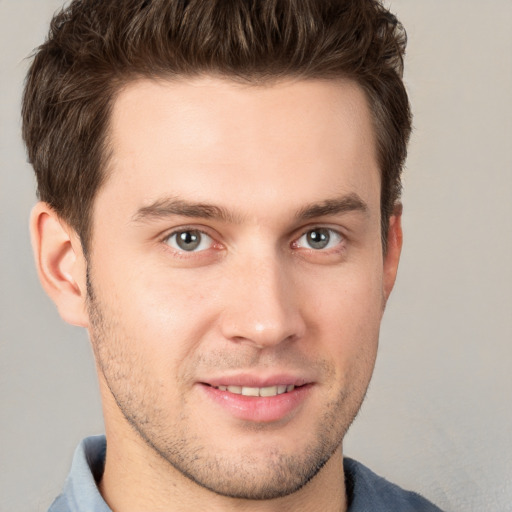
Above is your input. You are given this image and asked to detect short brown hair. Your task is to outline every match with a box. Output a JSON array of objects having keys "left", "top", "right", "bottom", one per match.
[{"left": 22, "top": 0, "right": 411, "bottom": 252}]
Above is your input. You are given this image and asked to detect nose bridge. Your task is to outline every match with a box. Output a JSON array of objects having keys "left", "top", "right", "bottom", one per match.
[{"left": 219, "top": 247, "right": 305, "bottom": 348}]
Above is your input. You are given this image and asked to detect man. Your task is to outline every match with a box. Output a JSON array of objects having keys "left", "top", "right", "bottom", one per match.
[{"left": 22, "top": 0, "right": 443, "bottom": 510}]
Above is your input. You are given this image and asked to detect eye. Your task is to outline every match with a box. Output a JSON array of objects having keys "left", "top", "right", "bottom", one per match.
[
  {"left": 165, "top": 229, "right": 214, "bottom": 252},
  {"left": 294, "top": 228, "right": 343, "bottom": 250}
]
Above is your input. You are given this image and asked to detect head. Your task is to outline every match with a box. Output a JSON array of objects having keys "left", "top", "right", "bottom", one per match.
[
  {"left": 24, "top": 0, "right": 411, "bottom": 506},
  {"left": 23, "top": 0, "right": 410, "bottom": 254}
]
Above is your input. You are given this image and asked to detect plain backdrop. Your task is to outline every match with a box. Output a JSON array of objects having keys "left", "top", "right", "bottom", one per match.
[{"left": 1, "top": 1, "right": 511, "bottom": 511}]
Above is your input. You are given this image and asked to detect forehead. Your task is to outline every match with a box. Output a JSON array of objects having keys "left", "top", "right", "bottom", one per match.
[{"left": 100, "top": 76, "right": 379, "bottom": 223}]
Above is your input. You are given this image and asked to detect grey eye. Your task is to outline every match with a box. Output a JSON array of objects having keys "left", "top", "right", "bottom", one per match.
[
  {"left": 166, "top": 230, "right": 213, "bottom": 252},
  {"left": 296, "top": 228, "right": 342, "bottom": 250}
]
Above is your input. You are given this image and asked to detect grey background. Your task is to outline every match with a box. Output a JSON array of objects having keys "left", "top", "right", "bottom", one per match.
[{"left": 1, "top": 1, "right": 511, "bottom": 511}]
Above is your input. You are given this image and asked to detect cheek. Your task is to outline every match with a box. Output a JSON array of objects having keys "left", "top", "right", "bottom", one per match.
[
  {"left": 301, "top": 261, "right": 383, "bottom": 363},
  {"left": 90, "top": 252, "right": 221, "bottom": 375}
]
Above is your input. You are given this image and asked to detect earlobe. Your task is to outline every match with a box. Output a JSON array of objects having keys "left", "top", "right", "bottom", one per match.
[
  {"left": 30, "top": 202, "right": 89, "bottom": 327},
  {"left": 383, "top": 204, "right": 403, "bottom": 302}
]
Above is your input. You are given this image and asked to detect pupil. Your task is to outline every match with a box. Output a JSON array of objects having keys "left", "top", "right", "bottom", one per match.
[
  {"left": 177, "top": 231, "right": 200, "bottom": 251},
  {"left": 307, "top": 229, "right": 329, "bottom": 249}
]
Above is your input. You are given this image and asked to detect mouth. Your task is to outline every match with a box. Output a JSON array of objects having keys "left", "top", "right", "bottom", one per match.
[
  {"left": 200, "top": 381, "right": 312, "bottom": 422},
  {"left": 208, "top": 384, "right": 297, "bottom": 397}
]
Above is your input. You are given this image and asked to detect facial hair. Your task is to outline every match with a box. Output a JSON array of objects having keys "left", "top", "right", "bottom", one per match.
[{"left": 86, "top": 270, "right": 372, "bottom": 500}]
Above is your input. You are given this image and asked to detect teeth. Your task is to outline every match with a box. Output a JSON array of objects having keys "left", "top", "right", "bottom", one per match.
[
  {"left": 259, "top": 386, "right": 277, "bottom": 397},
  {"left": 216, "top": 384, "right": 296, "bottom": 396},
  {"left": 242, "top": 387, "right": 260, "bottom": 396}
]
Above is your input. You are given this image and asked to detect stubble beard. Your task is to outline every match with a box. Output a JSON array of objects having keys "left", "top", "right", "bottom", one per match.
[{"left": 86, "top": 273, "right": 371, "bottom": 500}]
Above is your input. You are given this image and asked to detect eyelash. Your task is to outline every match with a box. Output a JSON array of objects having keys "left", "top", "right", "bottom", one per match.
[
  {"left": 162, "top": 227, "right": 219, "bottom": 255},
  {"left": 292, "top": 227, "right": 344, "bottom": 253},
  {"left": 160, "top": 226, "right": 346, "bottom": 258}
]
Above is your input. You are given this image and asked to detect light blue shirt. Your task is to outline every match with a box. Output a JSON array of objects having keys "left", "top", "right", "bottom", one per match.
[{"left": 48, "top": 435, "right": 444, "bottom": 511}]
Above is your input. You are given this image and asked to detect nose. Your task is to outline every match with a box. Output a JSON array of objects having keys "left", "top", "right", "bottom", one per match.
[{"left": 218, "top": 254, "right": 306, "bottom": 349}]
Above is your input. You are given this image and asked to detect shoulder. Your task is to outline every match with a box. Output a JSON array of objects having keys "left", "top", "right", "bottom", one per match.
[
  {"left": 344, "top": 457, "right": 444, "bottom": 512},
  {"left": 47, "top": 436, "right": 110, "bottom": 512}
]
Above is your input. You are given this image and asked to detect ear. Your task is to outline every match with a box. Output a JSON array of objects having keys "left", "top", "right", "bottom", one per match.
[
  {"left": 30, "top": 202, "right": 89, "bottom": 327},
  {"left": 382, "top": 203, "right": 403, "bottom": 302}
]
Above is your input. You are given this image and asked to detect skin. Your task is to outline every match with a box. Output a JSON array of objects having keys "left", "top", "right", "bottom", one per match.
[{"left": 31, "top": 77, "right": 402, "bottom": 512}]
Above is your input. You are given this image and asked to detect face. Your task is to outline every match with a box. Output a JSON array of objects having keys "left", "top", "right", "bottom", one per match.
[{"left": 85, "top": 77, "right": 400, "bottom": 499}]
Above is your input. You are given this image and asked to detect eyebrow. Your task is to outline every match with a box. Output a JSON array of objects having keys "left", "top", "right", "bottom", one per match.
[
  {"left": 132, "top": 198, "right": 242, "bottom": 224},
  {"left": 295, "top": 193, "right": 368, "bottom": 220},
  {"left": 132, "top": 193, "right": 368, "bottom": 224}
]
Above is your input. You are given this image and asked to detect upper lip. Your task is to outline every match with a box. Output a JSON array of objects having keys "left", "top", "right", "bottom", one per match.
[{"left": 200, "top": 373, "right": 312, "bottom": 388}]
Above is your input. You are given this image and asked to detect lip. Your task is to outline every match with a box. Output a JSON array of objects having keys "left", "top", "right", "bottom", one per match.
[
  {"left": 204, "top": 374, "right": 309, "bottom": 388},
  {"left": 198, "top": 375, "right": 313, "bottom": 423}
]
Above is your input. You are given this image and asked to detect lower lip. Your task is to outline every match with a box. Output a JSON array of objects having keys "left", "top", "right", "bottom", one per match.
[{"left": 199, "top": 384, "right": 313, "bottom": 423}]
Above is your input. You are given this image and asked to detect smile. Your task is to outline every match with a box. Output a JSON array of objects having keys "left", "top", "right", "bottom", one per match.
[
  {"left": 201, "top": 382, "right": 312, "bottom": 422},
  {"left": 212, "top": 384, "right": 296, "bottom": 397}
]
